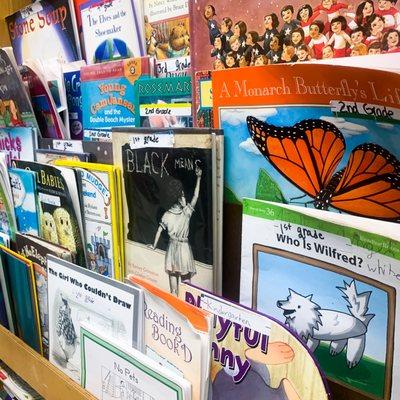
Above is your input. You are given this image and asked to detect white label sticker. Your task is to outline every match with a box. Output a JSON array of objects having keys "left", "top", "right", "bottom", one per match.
[
  {"left": 140, "top": 103, "right": 192, "bottom": 117},
  {"left": 53, "top": 140, "right": 84, "bottom": 153},
  {"left": 143, "top": 0, "right": 188, "bottom": 22},
  {"left": 129, "top": 133, "right": 174, "bottom": 149},
  {"left": 39, "top": 192, "right": 61, "bottom": 207}
]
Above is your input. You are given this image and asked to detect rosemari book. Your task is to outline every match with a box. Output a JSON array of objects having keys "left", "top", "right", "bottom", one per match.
[
  {"left": 81, "top": 57, "right": 154, "bottom": 138},
  {"left": 127, "top": 276, "right": 211, "bottom": 400},
  {"left": 112, "top": 128, "right": 222, "bottom": 294},
  {"left": 135, "top": 76, "right": 192, "bottom": 128},
  {"left": 181, "top": 282, "right": 330, "bottom": 400},
  {"left": 80, "top": 323, "right": 192, "bottom": 400},
  {"left": 46, "top": 255, "right": 144, "bottom": 384},
  {"left": 240, "top": 198, "right": 400, "bottom": 400},
  {"left": 6, "top": 0, "right": 81, "bottom": 65},
  {"left": 80, "top": 0, "right": 145, "bottom": 64}
]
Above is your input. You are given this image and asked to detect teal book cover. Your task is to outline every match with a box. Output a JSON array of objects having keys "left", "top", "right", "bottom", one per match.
[{"left": 9, "top": 168, "right": 40, "bottom": 236}]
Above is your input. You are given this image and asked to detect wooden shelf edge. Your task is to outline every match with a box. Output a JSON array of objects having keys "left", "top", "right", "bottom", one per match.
[{"left": 0, "top": 325, "right": 96, "bottom": 400}]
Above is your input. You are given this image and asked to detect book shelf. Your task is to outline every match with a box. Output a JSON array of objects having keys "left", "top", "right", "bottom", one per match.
[{"left": 0, "top": 325, "right": 95, "bottom": 400}]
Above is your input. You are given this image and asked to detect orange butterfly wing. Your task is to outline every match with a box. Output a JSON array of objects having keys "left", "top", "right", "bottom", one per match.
[{"left": 247, "top": 117, "right": 346, "bottom": 198}]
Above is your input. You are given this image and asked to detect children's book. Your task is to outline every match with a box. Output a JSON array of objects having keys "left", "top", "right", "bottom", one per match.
[
  {"left": 0, "top": 257, "right": 15, "bottom": 334},
  {"left": 35, "top": 148, "right": 91, "bottom": 164},
  {"left": 16, "top": 233, "right": 73, "bottom": 359},
  {"left": 113, "top": 128, "right": 221, "bottom": 294},
  {"left": 8, "top": 169, "right": 40, "bottom": 236},
  {"left": 128, "top": 275, "right": 211, "bottom": 400},
  {"left": 54, "top": 160, "right": 123, "bottom": 280},
  {"left": 80, "top": 323, "right": 192, "bottom": 400},
  {"left": 81, "top": 57, "right": 154, "bottom": 135},
  {"left": 6, "top": 0, "right": 81, "bottom": 65},
  {"left": 135, "top": 76, "right": 192, "bottom": 128},
  {"left": 0, "top": 128, "right": 36, "bottom": 164},
  {"left": 240, "top": 198, "right": 400, "bottom": 400},
  {"left": 194, "top": 71, "right": 213, "bottom": 128},
  {"left": 46, "top": 255, "right": 143, "bottom": 383},
  {"left": 0, "top": 48, "right": 39, "bottom": 130},
  {"left": 181, "top": 282, "right": 330, "bottom": 400},
  {"left": 80, "top": 0, "right": 145, "bottom": 64},
  {"left": 12, "top": 160, "right": 86, "bottom": 267},
  {"left": 144, "top": 0, "right": 190, "bottom": 77},
  {"left": 0, "top": 154, "right": 16, "bottom": 242}
]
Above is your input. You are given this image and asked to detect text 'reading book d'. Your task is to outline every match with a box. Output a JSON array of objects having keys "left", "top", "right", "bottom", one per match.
[
  {"left": 135, "top": 76, "right": 193, "bottom": 128},
  {"left": 16, "top": 233, "right": 73, "bottom": 359},
  {"left": 80, "top": 0, "right": 145, "bottom": 64},
  {"left": 181, "top": 282, "right": 330, "bottom": 400},
  {"left": 81, "top": 57, "right": 154, "bottom": 140},
  {"left": 6, "top": 0, "right": 81, "bottom": 65},
  {"left": 144, "top": 0, "right": 191, "bottom": 77},
  {"left": 240, "top": 199, "right": 400, "bottom": 400}
]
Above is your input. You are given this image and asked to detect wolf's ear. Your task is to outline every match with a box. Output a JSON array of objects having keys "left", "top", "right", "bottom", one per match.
[{"left": 306, "top": 294, "right": 313, "bottom": 300}]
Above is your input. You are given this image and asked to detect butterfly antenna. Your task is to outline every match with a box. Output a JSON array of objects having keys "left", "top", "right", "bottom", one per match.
[{"left": 290, "top": 194, "right": 307, "bottom": 201}]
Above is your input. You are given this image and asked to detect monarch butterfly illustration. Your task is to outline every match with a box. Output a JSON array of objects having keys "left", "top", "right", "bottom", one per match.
[{"left": 247, "top": 116, "right": 400, "bottom": 221}]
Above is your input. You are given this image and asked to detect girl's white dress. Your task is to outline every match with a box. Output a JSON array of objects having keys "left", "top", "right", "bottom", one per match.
[{"left": 160, "top": 203, "right": 196, "bottom": 275}]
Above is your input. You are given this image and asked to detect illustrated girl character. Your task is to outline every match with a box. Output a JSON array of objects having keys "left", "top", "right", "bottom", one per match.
[
  {"left": 204, "top": 4, "right": 220, "bottom": 45},
  {"left": 368, "top": 40, "right": 383, "bottom": 53},
  {"left": 308, "top": 20, "right": 328, "bottom": 58},
  {"left": 211, "top": 34, "right": 226, "bottom": 59},
  {"left": 350, "top": 42, "right": 369, "bottom": 54},
  {"left": 254, "top": 54, "right": 269, "bottom": 65},
  {"left": 221, "top": 17, "right": 234, "bottom": 50},
  {"left": 228, "top": 35, "right": 243, "bottom": 62},
  {"left": 291, "top": 27, "right": 306, "bottom": 52},
  {"left": 149, "top": 167, "right": 202, "bottom": 296},
  {"left": 382, "top": 28, "right": 400, "bottom": 51},
  {"left": 314, "top": 0, "right": 351, "bottom": 32},
  {"left": 233, "top": 20, "right": 248, "bottom": 54},
  {"left": 225, "top": 51, "right": 239, "bottom": 68},
  {"left": 297, "top": 4, "right": 319, "bottom": 42},
  {"left": 365, "top": 14, "right": 386, "bottom": 44},
  {"left": 213, "top": 58, "right": 226, "bottom": 70},
  {"left": 347, "top": 26, "right": 367, "bottom": 53},
  {"left": 56, "top": 296, "right": 77, "bottom": 364},
  {"left": 326, "top": 16, "right": 352, "bottom": 56},
  {"left": 260, "top": 13, "right": 280, "bottom": 52},
  {"left": 375, "top": 0, "right": 400, "bottom": 30},
  {"left": 347, "top": 0, "right": 374, "bottom": 30},
  {"left": 297, "top": 43, "right": 313, "bottom": 60},
  {"left": 8, "top": 100, "right": 24, "bottom": 127},
  {"left": 322, "top": 43, "right": 335, "bottom": 57},
  {"left": 281, "top": 44, "right": 299, "bottom": 62},
  {"left": 280, "top": 6, "right": 300, "bottom": 39},
  {"left": 245, "top": 31, "right": 264, "bottom": 64},
  {"left": 266, "top": 34, "right": 283, "bottom": 63}
]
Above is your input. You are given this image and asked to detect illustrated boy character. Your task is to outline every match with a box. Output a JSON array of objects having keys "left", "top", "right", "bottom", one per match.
[
  {"left": 308, "top": 20, "right": 328, "bottom": 58},
  {"left": 368, "top": 40, "right": 382, "bottom": 53},
  {"left": 322, "top": 44, "right": 335, "bottom": 57},
  {"left": 204, "top": 4, "right": 220, "bottom": 45},
  {"left": 326, "top": 15, "right": 352, "bottom": 57},
  {"left": 313, "top": 0, "right": 350, "bottom": 32},
  {"left": 221, "top": 16, "right": 234, "bottom": 50},
  {"left": 266, "top": 34, "right": 283, "bottom": 63},
  {"left": 375, "top": 0, "right": 400, "bottom": 30},
  {"left": 254, "top": 54, "right": 269, "bottom": 65},
  {"left": 297, "top": 44, "right": 313, "bottom": 60},
  {"left": 149, "top": 167, "right": 203, "bottom": 296},
  {"left": 280, "top": 6, "right": 299, "bottom": 39},
  {"left": 350, "top": 42, "right": 368, "bottom": 54},
  {"left": 260, "top": 13, "right": 280, "bottom": 52},
  {"left": 281, "top": 44, "right": 299, "bottom": 62},
  {"left": 225, "top": 51, "right": 238, "bottom": 67},
  {"left": 245, "top": 31, "right": 264, "bottom": 64}
]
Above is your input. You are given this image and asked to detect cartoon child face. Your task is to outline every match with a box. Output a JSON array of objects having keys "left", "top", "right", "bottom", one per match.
[
  {"left": 282, "top": 9, "right": 293, "bottom": 23},
  {"left": 221, "top": 20, "right": 229, "bottom": 33},
  {"left": 291, "top": 31, "right": 303, "bottom": 45},
  {"left": 350, "top": 48, "right": 361, "bottom": 56},
  {"left": 387, "top": 31, "right": 400, "bottom": 48},
  {"left": 270, "top": 35, "right": 280, "bottom": 51},
  {"left": 214, "top": 58, "right": 225, "bottom": 70},
  {"left": 331, "top": 20, "right": 342, "bottom": 34},
  {"left": 322, "top": 45, "right": 334, "bottom": 58},
  {"left": 226, "top": 55, "right": 236, "bottom": 67},
  {"left": 299, "top": 7, "right": 310, "bottom": 21},
  {"left": 309, "top": 24, "right": 321, "bottom": 39},
  {"left": 231, "top": 38, "right": 240, "bottom": 51},
  {"left": 298, "top": 49, "right": 309, "bottom": 60},
  {"left": 378, "top": 0, "right": 391, "bottom": 10},
  {"left": 322, "top": 0, "right": 333, "bottom": 8},
  {"left": 239, "top": 55, "right": 249, "bottom": 67},
  {"left": 281, "top": 45, "right": 295, "bottom": 61},
  {"left": 370, "top": 16, "right": 384, "bottom": 35},
  {"left": 264, "top": 15, "right": 273, "bottom": 28},
  {"left": 204, "top": 5, "right": 214, "bottom": 19},
  {"left": 254, "top": 56, "right": 267, "bottom": 65},
  {"left": 351, "top": 30, "right": 364, "bottom": 43},
  {"left": 214, "top": 36, "right": 222, "bottom": 48},
  {"left": 363, "top": 1, "right": 374, "bottom": 16},
  {"left": 369, "top": 47, "right": 381, "bottom": 54},
  {"left": 246, "top": 33, "right": 253, "bottom": 45}
]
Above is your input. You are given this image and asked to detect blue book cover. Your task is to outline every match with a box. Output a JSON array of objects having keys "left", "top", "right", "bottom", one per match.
[
  {"left": 64, "top": 69, "right": 83, "bottom": 140},
  {"left": 8, "top": 169, "right": 40, "bottom": 236}
]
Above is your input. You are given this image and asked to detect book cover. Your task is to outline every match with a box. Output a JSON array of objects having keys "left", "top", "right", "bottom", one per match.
[
  {"left": 80, "top": 0, "right": 145, "bottom": 64},
  {"left": 128, "top": 275, "right": 211, "bottom": 400},
  {"left": 8, "top": 168, "right": 40, "bottom": 236},
  {"left": 16, "top": 233, "right": 73, "bottom": 359},
  {"left": 135, "top": 76, "right": 192, "bottom": 128},
  {"left": 182, "top": 282, "right": 330, "bottom": 400},
  {"left": 0, "top": 127, "right": 36, "bottom": 165},
  {"left": 47, "top": 255, "right": 143, "bottom": 383},
  {"left": 240, "top": 198, "right": 400, "bottom": 399},
  {"left": 80, "top": 323, "right": 191, "bottom": 400},
  {"left": 6, "top": 0, "right": 81, "bottom": 65},
  {"left": 194, "top": 70, "right": 213, "bottom": 128},
  {"left": 35, "top": 149, "right": 91, "bottom": 164},
  {"left": 12, "top": 160, "right": 86, "bottom": 268},
  {"left": 81, "top": 57, "right": 153, "bottom": 133},
  {"left": 0, "top": 48, "right": 39, "bottom": 130},
  {"left": 113, "top": 129, "right": 216, "bottom": 294},
  {"left": 0, "top": 154, "right": 16, "bottom": 242},
  {"left": 144, "top": 0, "right": 191, "bottom": 77},
  {"left": 0, "top": 256, "right": 15, "bottom": 334}
]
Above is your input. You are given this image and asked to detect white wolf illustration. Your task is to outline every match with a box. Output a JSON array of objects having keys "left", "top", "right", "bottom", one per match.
[{"left": 277, "top": 280, "right": 375, "bottom": 368}]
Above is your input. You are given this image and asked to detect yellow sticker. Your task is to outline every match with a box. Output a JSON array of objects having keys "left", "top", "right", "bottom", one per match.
[{"left": 200, "top": 80, "right": 213, "bottom": 109}]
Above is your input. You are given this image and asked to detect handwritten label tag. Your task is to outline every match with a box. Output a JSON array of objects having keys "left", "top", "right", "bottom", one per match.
[
  {"left": 53, "top": 140, "right": 84, "bottom": 153},
  {"left": 20, "top": 3, "right": 42, "bottom": 19},
  {"left": 129, "top": 132, "right": 175, "bottom": 149}
]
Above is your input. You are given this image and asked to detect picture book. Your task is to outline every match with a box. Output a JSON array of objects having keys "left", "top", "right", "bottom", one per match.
[
  {"left": 0, "top": 48, "right": 39, "bottom": 130},
  {"left": 6, "top": 0, "right": 81, "bottom": 65},
  {"left": 144, "top": 0, "right": 191, "bottom": 77},
  {"left": 8, "top": 168, "right": 40, "bottom": 236},
  {"left": 0, "top": 246, "right": 42, "bottom": 354},
  {"left": 135, "top": 76, "right": 192, "bottom": 128},
  {"left": 113, "top": 129, "right": 218, "bottom": 294},
  {"left": 0, "top": 154, "right": 16, "bottom": 242},
  {"left": 80, "top": 0, "right": 145, "bottom": 64},
  {"left": 16, "top": 233, "right": 73, "bottom": 359},
  {"left": 54, "top": 160, "right": 122, "bottom": 280},
  {"left": 80, "top": 323, "right": 192, "bottom": 400},
  {"left": 35, "top": 149, "right": 91, "bottom": 164},
  {"left": 12, "top": 160, "right": 86, "bottom": 267},
  {"left": 0, "top": 127, "right": 36, "bottom": 164},
  {"left": 0, "top": 257, "right": 15, "bottom": 334},
  {"left": 240, "top": 198, "right": 400, "bottom": 399},
  {"left": 190, "top": 0, "right": 400, "bottom": 73},
  {"left": 194, "top": 70, "right": 213, "bottom": 128},
  {"left": 128, "top": 275, "right": 211, "bottom": 400},
  {"left": 181, "top": 282, "right": 330, "bottom": 400},
  {"left": 47, "top": 255, "right": 143, "bottom": 383},
  {"left": 81, "top": 57, "right": 154, "bottom": 133}
]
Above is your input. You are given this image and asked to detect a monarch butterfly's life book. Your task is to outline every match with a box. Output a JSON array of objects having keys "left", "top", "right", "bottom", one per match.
[
  {"left": 15, "top": 233, "right": 73, "bottom": 359},
  {"left": 181, "top": 281, "right": 331, "bottom": 400},
  {"left": 6, "top": 0, "right": 81, "bottom": 66},
  {"left": 134, "top": 76, "right": 193, "bottom": 128},
  {"left": 79, "top": 0, "right": 145, "bottom": 65},
  {"left": 240, "top": 198, "right": 400, "bottom": 400},
  {"left": 127, "top": 275, "right": 212, "bottom": 400},
  {"left": 81, "top": 56, "right": 154, "bottom": 140},
  {"left": 12, "top": 161, "right": 86, "bottom": 268},
  {"left": 213, "top": 63, "right": 400, "bottom": 298},
  {"left": 143, "top": 0, "right": 191, "bottom": 78},
  {"left": 112, "top": 128, "right": 223, "bottom": 295},
  {"left": 80, "top": 323, "right": 192, "bottom": 400},
  {"left": 46, "top": 255, "right": 144, "bottom": 384}
]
